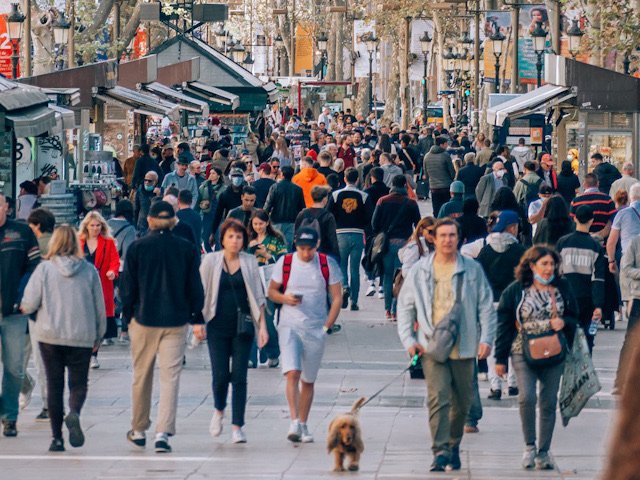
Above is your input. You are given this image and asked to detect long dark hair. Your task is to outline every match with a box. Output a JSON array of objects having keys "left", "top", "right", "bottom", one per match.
[
  {"left": 490, "top": 186, "right": 520, "bottom": 212},
  {"left": 559, "top": 160, "right": 573, "bottom": 176},
  {"left": 515, "top": 245, "right": 561, "bottom": 287},
  {"left": 379, "top": 134, "right": 393, "bottom": 153},
  {"left": 248, "top": 209, "right": 284, "bottom": 242},
  {"left": 544, "top": 195, "right": 571, "bottom": 225}
]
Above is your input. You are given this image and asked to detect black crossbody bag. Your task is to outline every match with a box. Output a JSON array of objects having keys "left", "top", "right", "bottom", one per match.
[{"left": 223, "top": 259, "right": 255, "bottom": 338}]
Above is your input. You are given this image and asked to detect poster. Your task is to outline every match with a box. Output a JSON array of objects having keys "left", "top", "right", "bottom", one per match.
[
  {"left": 517, "top": 5, "right": 551, "bottom": 84},
  {"left": 294, "top": 24, "right": 313, "bottom": 75},
  {"left": 0, "top": 15, "right": 19, "bottom": 79},
  {"left": 483, "top": 11, "right": 513, "bottom": 85},
  {"left": 133, "top": 26, "right": 148, "bottom": 59},
  {"left": 353, "top": 20, "right": 377, "bottom": 78},
  {"left": 409, "top": 19, "right": 435, "bottom": 82}
]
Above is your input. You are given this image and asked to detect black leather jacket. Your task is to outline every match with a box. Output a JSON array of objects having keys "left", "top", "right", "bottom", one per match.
[{"left": 263, "top": 180, "right": 306, "bottom": 224}]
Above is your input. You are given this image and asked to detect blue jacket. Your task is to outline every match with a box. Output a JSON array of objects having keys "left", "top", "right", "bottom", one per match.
[{"left": 397, "top": 253, "right": 497, "bottom": 359}]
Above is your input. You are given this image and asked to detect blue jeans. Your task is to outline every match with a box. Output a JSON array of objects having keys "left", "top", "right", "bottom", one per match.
[
  {"left": 383, "top": 242, "right": 402, "bottom": 312},
  {"left": 275, "top": 222, "right": 295, "bottom": 251},
  {"left": 0, "top": 314, "right": 28, "bottom": 421},
  {"left": 337, "top": 232, "right": 365, "bottom": 303},
  {"left": 466, "top": 360, "right": 483, "bottom": 427}
]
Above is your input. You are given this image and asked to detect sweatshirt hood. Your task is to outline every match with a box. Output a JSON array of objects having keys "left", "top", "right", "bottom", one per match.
[
  {"left": 486, "top": 232, "right": 518, "bottom": 253},
  {"left": 299, "top": 167, "right": 321, "bottom": 182},
  {"left": 50, "top": 256, "right": 87, "bottom": 277}
]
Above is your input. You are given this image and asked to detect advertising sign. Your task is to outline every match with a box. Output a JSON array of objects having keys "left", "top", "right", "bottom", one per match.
[
  {"left": 518, "top": 5, "right": 551, "bottom": 84},
  {"left": 0, "top": 15, "right": 19, "bottom": 79},
  {"left": 483, "top": 11, "right": 512, "bottom": 85}
]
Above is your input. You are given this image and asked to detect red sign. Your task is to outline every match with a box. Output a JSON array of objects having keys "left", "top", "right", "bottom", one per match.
[{"left": 0, "top": 15, "right": 19, "bottom": 79}]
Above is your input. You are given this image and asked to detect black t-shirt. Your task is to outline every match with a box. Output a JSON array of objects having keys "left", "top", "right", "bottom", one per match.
[
  {"left": 556, "top": 173, "right": 580, "bottom": 205},
  {"left": 458, "top": 213, "right": 488, "bottom": 244},
  {"left": 211, "top": 269, "right": 251, "bottom": 337}
]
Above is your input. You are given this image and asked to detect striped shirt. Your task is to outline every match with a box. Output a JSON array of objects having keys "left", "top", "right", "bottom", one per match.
[{"left": 570, "top": 188, "right": 616, "bottom": 233}]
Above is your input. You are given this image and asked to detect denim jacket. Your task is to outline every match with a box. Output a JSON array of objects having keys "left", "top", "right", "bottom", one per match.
[{"left": 396, "top": 253, "right": 497, "bottom": 359}]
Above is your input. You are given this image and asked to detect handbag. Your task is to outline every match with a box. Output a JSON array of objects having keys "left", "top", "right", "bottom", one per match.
[
  {"left": 517, "top": 289, "right": 567, "bottom": 368},
  {"left": 425, "top": 273, "right": 464, "bottom": 363},
  {"left": 223, "top": 259, "right": 255, "bottom": 338},
  {"left": 370, "top": 198, "right": 409, "bottom": 265}
]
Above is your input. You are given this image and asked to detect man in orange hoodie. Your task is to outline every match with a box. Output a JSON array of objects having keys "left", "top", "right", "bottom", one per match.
[{"left": 292, "top": 156, "right": 328, "bottom": 207}]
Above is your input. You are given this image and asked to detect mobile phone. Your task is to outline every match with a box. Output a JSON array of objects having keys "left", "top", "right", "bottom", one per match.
[{"left": 293, "top": 294, "right": 303, "bottom": 301}]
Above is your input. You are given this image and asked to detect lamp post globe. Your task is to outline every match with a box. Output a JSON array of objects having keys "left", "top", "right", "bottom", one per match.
[
  {"left": 567, "top": 19, "right": 584, "bottom": 59},
  {"left": 490, "top": 29, "right": 505, "bottom": 93},
  {"left": 7, "top": 3, "right": 25, "bottom": 79}
]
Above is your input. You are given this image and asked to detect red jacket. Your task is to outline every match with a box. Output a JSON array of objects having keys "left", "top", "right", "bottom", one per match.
[{"left": 80, "top": 235, "right": 120, "bottom": 317}]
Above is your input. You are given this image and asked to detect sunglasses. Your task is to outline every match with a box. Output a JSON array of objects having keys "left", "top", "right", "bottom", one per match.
[
  {"left": 143, "top": 179, "right": 154, "bottom": 184},
  {"left": 271, "top": 165, "right": 280, "bottom": 169}
]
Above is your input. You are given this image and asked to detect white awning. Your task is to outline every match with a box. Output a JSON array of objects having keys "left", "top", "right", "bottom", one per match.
[
  {"left": 486, "top": 84, "right": 576, "bottom": 127},
  {"left": 182, "top": 81, "right": 240, "bottom": 110},
  {"left": 96, "top": 86, "right": 180, "bottom": 120},
  {"left": 142, "top": 82, "right": 209, "bottom": 117}
]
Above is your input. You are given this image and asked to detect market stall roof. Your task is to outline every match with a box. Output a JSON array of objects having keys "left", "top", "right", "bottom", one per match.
[
  {"left": 95, "top": 86, "right": 180, "bottom": 120},
  {"left": 41, "top": 87, "right": 81, "bottom": 107},
  {"left": 5, "top": 105, "right": 57, "bottom": 137},
  {"left": 487, "top": 84, "right": 576, "bottom": 127},
  {"left": 0, "top": 77, "right": 51, "bottom": 112},
  {"left": 142, "top": 82, "right": 209, "bottom": 116},
  {"left": 49, "top": 104, "right": 76, "bottom": 130},
  {"left": 182, "top": 81, "right": 240, "bottom": 110}
]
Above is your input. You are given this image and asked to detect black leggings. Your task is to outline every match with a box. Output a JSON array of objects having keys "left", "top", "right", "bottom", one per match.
[
  {"left": 206, "top": 323, "right": 253, "bottom": 427},
  {"left": 39, "top": 343, "right": 92, "bottom": 439}
]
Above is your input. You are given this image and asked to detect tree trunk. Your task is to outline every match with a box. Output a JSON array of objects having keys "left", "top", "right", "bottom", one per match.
[
  {"left": 433, "top": 12, "right": 451, "bottom": 128},
  {"left": 334, "top": 7, "right": 344, "bottom": 81},
  {"left": 119, "top": 2, "right": 142, "bottom": 56},
  {"left": 399, "top": 17, "right": 411, "bottom": 130},
  {"left": 354, "top": 78, "right": 369, "bottom": 117},
  {"left": 381, "top": 40, "right": 400, "bottom": 125},
  {"left": 326, "top": 19, "right": 337, "bottom": 80},
  {"left": 83, "top": 0, "right": 116, "bottom": 38},
  {"left": 31, "top": 9, "right": 55, "bottom": 75}
]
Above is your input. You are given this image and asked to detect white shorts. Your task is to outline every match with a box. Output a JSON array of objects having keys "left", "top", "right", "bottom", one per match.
[{"left": 278, "top": 325, "right": 326, "bottom": 383}]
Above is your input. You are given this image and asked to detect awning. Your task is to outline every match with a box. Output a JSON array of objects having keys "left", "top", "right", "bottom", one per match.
[
  {"left": 95, "top": 86, "right": 180, "bottom": 120},
  {"left": 49, "top": 104, "right": 76, "bottom": 130},
  {"left": 5, "top": 105, "right": 57, "bottom": 137},
  {"left": 41, "top": 87, "right": 81, "bottom": 107},
  {"left": 0, "top": 78, "right": 51, "bottom": 112},
  {"left": 263, "top": 81, "right": 279, "bottom": 103},
  {"left": 487, "top": 84, "right": 577, "bottom": 127},
  {"left": 182, "top": 81, "right": 240, "bottom": 110},
  {"left": 142, "top": 82, "right": 209, "bottom": 117}
]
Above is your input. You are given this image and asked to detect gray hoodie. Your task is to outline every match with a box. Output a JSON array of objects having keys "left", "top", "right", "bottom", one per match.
[{"left": 21, "top": 256, "right": 106, "bottom": 348}]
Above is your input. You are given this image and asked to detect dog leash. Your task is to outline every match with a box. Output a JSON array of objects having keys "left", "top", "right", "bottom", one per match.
[{"left": 359, "top": 354, "right": 420, "bottom": 409}]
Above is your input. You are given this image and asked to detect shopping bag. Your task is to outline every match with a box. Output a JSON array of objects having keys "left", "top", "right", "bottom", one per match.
[{"left": 559, "top": 328, "right": 601, "bottom": 426}]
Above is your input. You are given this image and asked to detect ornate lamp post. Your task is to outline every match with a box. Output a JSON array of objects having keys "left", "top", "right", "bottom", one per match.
[
  {"left": 274, "top": 34, "right": 284, "bottom": 76},
  {"left": 567, "top": 19, "right": 584, "bottom": 60},
  {"left": 7, "top": 3, "right": 25, "bottom": 79},
  {"left": 231, "top": 42, "right": 245, "bottom": 64},
  {"left": 490, "top": 29, "right": 505, "bottom": 93},
  {"left": 317, "top": 31, "right": 328, "bottom": 80},
  {"left": 419, "top": 31, "right": 432, "bottom": 125},
  {"left": 443, "top": 46, "right": 455, "bottom": 87},
  {"left": 365, "top": 32, "right": 379, "bottom": 114},
  {"left": 531, "top": 21, "right": 548, "bottom": 87},
  {"left": 52, "top": 12, "right": 71, "bottom": 70}
]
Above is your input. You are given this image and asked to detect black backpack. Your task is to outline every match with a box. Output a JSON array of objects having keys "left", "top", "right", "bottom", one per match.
[{"left": 520, "top": 177, "right": 542, "bottom": 208}]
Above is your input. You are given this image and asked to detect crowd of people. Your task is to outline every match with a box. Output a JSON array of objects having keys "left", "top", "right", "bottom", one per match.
[{"left": 2, "top": 107, "right": 639, "bottom": 476}]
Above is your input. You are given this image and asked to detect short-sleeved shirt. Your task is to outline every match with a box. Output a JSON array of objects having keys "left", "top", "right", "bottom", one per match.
[
  {"left": 611, "top": 202, "right": 640, "bottom": 251},
  {"left": 528, "top": 199, "right": 544, "bottom": 236},
  {"left": 271, "top": 253, "right": 341, "bottom": 328},
  {"left": 570, "top": 189, "right": 616, "bottom": 233}
]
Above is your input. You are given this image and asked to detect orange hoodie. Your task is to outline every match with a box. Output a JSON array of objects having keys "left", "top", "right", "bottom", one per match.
[{"left": 292, "top": 167, "right": 328, "bottom": 207}]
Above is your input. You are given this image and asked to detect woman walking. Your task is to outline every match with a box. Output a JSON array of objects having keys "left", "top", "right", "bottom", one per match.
[
  {"left": 195, "top": 219, "right": 269, "bottom": 443},
  {"left": 271, "top": 137, "right": 293, "bottom": 168},
  {"left": 495, "top": 245, "right": 577, "bottom": 470},
  {"left": 21, "top": 226, "right": 106, "bottom": 452},
  {"left": 79, "top": 211, "right": 120, "bottom": 368},
  {"left": 199, "top": 166, "right": 225, "bottom": 251},
  {"left": 532, "top": 195, "right": 574, "bottom": 246}
]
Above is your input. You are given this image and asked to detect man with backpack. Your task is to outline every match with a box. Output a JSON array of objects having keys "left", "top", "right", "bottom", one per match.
[
  {"left": 513, "top": 161, "right": 542, "bottom": 210},
  {"left": 267, "top": 227, "right": 343, "bottom": 444},
  {"left": 294, "top": 186, "right": 340, "bottom": 262}
]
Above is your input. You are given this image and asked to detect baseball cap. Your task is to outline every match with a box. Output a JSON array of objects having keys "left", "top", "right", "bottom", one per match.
[
  {"left": 449, "top": 181, "right": 465, "bottom": 194},
  {"left": 148, "top": 200, "right": 175, "bottom": 219},
  {"left": 493, "top": 210, "right": 519, "bottom": 233},
  {"left": 295, "top": 227, "right": 319, "bottom": 247},
  {"left": 230, "top": 168, "right": 244, "bottom": 177},
  {"left": 575, "top": 205, "right": 594, "bottom": 224}
]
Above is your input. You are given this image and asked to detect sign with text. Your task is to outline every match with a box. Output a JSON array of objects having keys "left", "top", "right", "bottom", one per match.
[{"left": 0, "top": 15, "right": 19, "bottom": 78}]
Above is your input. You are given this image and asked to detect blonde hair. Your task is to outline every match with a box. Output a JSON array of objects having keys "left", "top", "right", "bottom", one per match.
[
  {"left": 46, "top": 225, "right": 82, "bottom": 259},
  {"left": 78, "top": 211, "right": 112, "bottom": 240}
]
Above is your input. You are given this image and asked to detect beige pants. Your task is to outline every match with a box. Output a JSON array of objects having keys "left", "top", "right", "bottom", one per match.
[{"left": 129, "top": 320, "right": 187, "bottom": 435}]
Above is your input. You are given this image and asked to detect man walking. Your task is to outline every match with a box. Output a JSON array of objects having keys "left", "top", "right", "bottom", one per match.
[
  {"left": 295, "top": 186, "right": 341, "bottom": 262},
  {"left": 0, "top": 193, "right": 41, "bottom": 437},
  {"left": 592, "top": 153, "right": 621, "bottom": 195},
  {"left": 227, "top": 186, "right": 258, "bottom": 229},
  {"left": 268, "top": 228, "right": 342, "bottom": 444},
  {"left": 424, "top": 136, "right": 456, "bottom": 218},
  {"left": 176, "top": 190, "right": 202, "bottom": 247},
  {"left": 161, "top": 156, "right": 198, "bottom": 208},
  {"left": 475, "top": 161, "right": 506, "bottom": 218},
  {"left": 120, "top": 201, "right": 204, "bottom": 453},
  {"left": 397, "top": 218, "right": 496, "bottom": 472},
  {"left": 609, "top": 162, "right": 638, "bottom": 198},
  {"left": 264, "top": 166, "right": 306, "bottom": 250},
  {"left": 328, "top": 168, "right": 373, "bottom": 311}
]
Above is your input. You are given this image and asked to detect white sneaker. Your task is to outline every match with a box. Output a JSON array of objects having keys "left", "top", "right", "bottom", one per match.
[
  {"left": 90, "top": 357, "right": 100, "bottom": 369},
  {"left": 365, "top": 284, "right": 376, "bottom": 296},
  {"left": 300, "top": 424, "right": 314, "bottom": 443},
  {"left": 19, "top": 388, "right": 33, "bottom": 411},
  {"left": 209, "top": 410, "right": 223, "bottom": 437},
  {"left": 287, "top": 420, "right": 301, "bottom": 442},
  {"left": 377, "top": 288, "right": 384, "bottom": 299},
  {"left": 231, "top": 427, "right": 247, "bottom": 444}
]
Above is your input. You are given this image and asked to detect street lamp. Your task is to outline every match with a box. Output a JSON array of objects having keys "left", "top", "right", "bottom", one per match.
[
  {"left": 490, "top": 28, "right": 505, "bottom": 93},
  {"left": 531, "top": 21, "right": 548, "bottom": 87},
  {"left": 274, "top": 34, "right": 284, "bottom": 76},
  {"left": 567, "top": 19, "right": 584, "bottom": 60},
  {"left": 419, "top": 31, "right": 432, "bottom": 125},
  {"left": 7, "top": 3, "right": 25, "bottom": 79},
  {"left": 231, "top": 42, "right": 245, "bottom": 64},
  {"left": 620, "top": 31, "right": 632, "bottom": 75},
  {"left": 52, "top": 11, "right": 71, "bottom": 70},
  {"left": 317, "top": 31, "right": 328, "bottom": 80},
  {"left": 443, "top": 45, "right": 455, "bottom": 87},
  {"left": 364, "top": 32, "right": 379, "bottom": 114}
]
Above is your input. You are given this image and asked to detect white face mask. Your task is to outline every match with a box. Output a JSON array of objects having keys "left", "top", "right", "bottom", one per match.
[{"left": 495, "top": 169, "right": 506, "bottom": 179}]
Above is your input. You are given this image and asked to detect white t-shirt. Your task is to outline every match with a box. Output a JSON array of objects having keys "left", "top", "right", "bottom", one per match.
[
  {"left": 271, "top": 253, "right": 341, "bottom": 328},
  {"left": 528, "top": 199, "right": 544, "bottom": 236}
]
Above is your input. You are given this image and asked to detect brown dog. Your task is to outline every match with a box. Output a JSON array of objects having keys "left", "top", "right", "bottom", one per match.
[{"left": 327, "top": 397, "right": 366, "bottom": 472}]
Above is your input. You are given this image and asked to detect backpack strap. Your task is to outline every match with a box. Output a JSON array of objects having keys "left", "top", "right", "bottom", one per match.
[
  {"left": 281, "top": 253, "right": 294, "bottom": 292},
  {"left": 318, "top": 252, "right": 330, "bottom": 288}
]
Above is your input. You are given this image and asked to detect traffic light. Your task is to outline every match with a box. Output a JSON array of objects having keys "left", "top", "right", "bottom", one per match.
[{"left": 464, "top": 89, "right": 471, "bottom": 97}]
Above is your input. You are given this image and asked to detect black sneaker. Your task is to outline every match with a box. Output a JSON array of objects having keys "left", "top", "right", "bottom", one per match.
[
  {"left": 341, "top": 289, "right": 350, "bottom": 309},
  {"left": 155, "top": 435, "right": 172, "bottom": 453},
  {"left": 36, "top": 409, "right": 49, "bottom": 422},
  {"left": 49, "top": 438, "right": 65, "bottom": 452},
  {"left": 127, "top": 430, "right": 146, "bottom": 449},
  {"left": 350, "top": 303, "right": 359, "bottom": 311},
  {"left": 508, "top": 386, "right": 519, "bottom": 396},
  {"left": 430, "top": 454, "right": 449, "bottom": 472},
  {"left": 446, "top": 447, "right": 461, "bottom": 471},
  {"left": 64, "top": 412, "right": 85, "bottom": 448},
  {"left": 2, "top": 419, "right": 17, "bottom": 437},
  {"left": 488, "top": 389, "right": 502, "bottom": 400}
]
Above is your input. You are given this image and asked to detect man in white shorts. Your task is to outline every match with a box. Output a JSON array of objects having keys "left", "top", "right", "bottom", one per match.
[{"left": 268, "top": 227, "right": 342, "bottom": 443}]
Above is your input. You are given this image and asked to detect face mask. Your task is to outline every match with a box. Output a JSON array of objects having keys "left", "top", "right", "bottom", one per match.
[
  {"left": 144, "top": 184, "right": 154, "bottom": 192},
  {"left": 495, "top": 169, "right": 506, "bottom": 179},
  {"left": 534, "top": 273, "right": 555, "bottom": 286},
  {"left": 231, "top": 176, "right": 244, "bottom": 187}
]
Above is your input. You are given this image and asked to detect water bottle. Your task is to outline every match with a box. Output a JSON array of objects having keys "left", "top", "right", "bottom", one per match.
[{"left": 588, "top": 320, "right": 598, "bottom": 336}]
